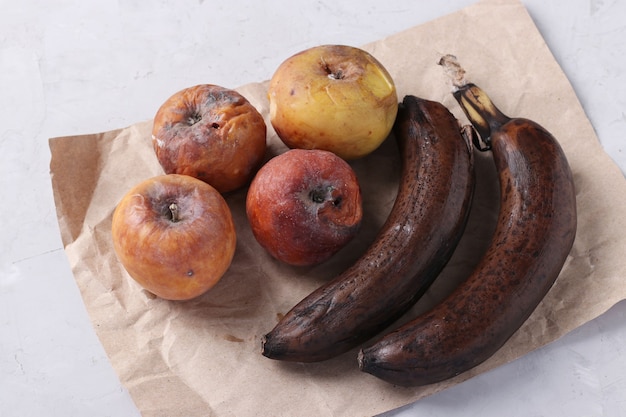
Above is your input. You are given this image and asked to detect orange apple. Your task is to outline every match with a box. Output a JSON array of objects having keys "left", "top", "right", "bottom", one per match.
[
  {"left": 268, "top": 44, "right": 398, "bottom": 160},
  {"left": 246, "top": 149, "right": 362, "bottom": 266},
  {"left": 152, "top": 84, "right": 267, "bottom": 194},
  {"left": 111, "top": 174, "right": 236, "bottom": 301}
]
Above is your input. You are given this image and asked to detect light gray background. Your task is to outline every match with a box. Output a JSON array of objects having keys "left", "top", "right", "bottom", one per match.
[{"left": 1, "top": 1, "right": 625, "bottom": 416}]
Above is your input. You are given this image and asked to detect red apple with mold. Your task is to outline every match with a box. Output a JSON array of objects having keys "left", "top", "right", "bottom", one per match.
[
  {"left": 246, "top": 149, "right": 363, "bottom": 266},
  {"left": 111, "top": 174, "right": 236, "bottom": 301},
  {"left": 152, "top": 84, "right": 267, "bottom": 194},
  {"left": 268, "top": 44, "right": 398, "bottom": 160}
]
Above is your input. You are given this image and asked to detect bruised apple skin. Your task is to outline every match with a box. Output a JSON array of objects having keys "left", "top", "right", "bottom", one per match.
[
  {"left": 111, "top": 174, "right": 237, "bottom": 301},
  {"left": 268, "top": 44, "right": 398, "bottom": 160},
  {"left": 246, "top": 149, "right": 363, "bottom": 266},
  {"left": 152, "top": 84, "right": 267, "bottom": 194}
]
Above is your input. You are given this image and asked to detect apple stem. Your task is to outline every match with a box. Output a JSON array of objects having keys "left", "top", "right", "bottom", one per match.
[
  {"left": 321, "top": 58, "right": 344, "bottom": 80},
  {"left": 328, "top": 69, "right": 344, "bottom": 80},
  {"left": 169, "top": 203, "right": 179, "bottom": 222}
]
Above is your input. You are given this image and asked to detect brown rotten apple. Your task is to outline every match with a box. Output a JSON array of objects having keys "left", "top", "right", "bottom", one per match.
[
  {"left": 152, "top": 84, "right": 267, "bottom": 194},
  {"left": 111, "top": 174, "right": 236, "bottom": 301},
  {"left": 268, "top": 44, "right": 398, "bottom": 160},
  {"left": 246, "top": 149, "right": 363, "bottom": 266}
]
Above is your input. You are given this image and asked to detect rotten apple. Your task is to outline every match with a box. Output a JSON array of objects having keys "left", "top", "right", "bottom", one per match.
[
  {"left": 111, "top": 174, "right": 236, "bottom": 301},
  {"left": 268, "top": 44, "right": 398, "bottom": 160},
  {"left": 152, "top": 84, "right": 267, "bottom": 194},
  {"left": 246, "top": 149, "right": 362, "bottom": 266}
]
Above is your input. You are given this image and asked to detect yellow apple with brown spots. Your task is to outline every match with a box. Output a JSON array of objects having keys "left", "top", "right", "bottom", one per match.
[{"left": 268, "top": 44, "right": 398, "bottom": 160}]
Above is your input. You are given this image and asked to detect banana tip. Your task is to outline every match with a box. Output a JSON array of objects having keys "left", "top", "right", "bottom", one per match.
[
  {"left": 260, "top": 332, "right": 288, "bottom": 360},
  {"left": 260, "top": 333, "right": 272, "bottom": 358},
  {"left": 357, "top": 349, "right": 372, "bottom": 372}
]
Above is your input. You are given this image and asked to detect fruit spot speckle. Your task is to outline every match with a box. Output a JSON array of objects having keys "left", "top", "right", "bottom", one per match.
[
  {"left": 224, "top": 334, "right": 244, "bottom": 343},
  {"left": 187, "top": 269, "right": 194, "bottom": 277}
]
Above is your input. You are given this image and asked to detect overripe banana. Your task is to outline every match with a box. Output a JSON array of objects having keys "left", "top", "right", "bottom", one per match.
[
  {"left": 261, "top": 95, "right": 475, "bottom": 362},
  {"left": 358, "top": 55, "right": 577, "bottom": 386}
]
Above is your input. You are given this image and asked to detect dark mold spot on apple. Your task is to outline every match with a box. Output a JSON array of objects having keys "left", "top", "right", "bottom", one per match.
[
  {"left": 309, "top": 186, "right": 331, "bottom": 204},
  {"left": 187, "top": 112, "right": 202, "bottom": 126},
  {"left": 309, "top": 189, "right": 325, "bottom": 204},
  {"left": 205, "top": 90, "right": 243, "bottom": 105},
  {"left": 309, "top": 186, "right": 343, "bottom": 207},
  {"left": 211, "top": 122, "right": 220, "bottom": 129}
]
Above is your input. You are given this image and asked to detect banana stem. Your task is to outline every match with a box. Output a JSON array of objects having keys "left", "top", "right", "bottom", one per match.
[{"left": 439, "top": 55, "right": 510, "bottom": 151}]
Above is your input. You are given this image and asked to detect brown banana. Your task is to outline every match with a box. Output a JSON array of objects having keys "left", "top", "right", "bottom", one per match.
[
  {"left": 358, "top": 56, "right": 577, "bottom": 386},
  {"left": 261, "top": 95, "right": 475, "bottom": 362}
]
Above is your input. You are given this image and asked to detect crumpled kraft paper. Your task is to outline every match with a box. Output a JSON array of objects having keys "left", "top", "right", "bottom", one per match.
[{"left": 49, "top": 0, "right": 626, "bottom": 416}]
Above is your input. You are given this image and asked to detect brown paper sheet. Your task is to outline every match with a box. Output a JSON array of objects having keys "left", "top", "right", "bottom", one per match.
[{"left": 49, "top": 0, "right": 626, "bottom": 415}]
